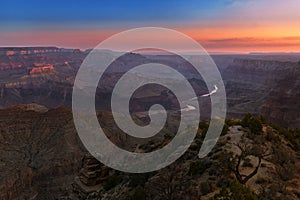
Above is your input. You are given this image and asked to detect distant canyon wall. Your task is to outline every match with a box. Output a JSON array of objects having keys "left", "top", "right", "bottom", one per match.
[
  {"left": 223, "top": 58, "right": 299, "bottom": 128},
  {"left": 0, "top": 47, "right": 299, "bottom": 128}
]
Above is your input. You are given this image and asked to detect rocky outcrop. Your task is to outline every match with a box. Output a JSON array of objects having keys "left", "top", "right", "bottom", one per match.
[
  {"left": 72, "top": 154, "right": 109, "bottom": 199},
  {"left": 71, "top": 124, "right": 300, "bottom": 200}
]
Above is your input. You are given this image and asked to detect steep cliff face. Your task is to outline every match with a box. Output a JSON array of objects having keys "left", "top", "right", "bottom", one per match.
[
  {"left": 223, "top": 59, "right": 296, "bottom": 120},
  {"left": 262, "top": 63, "right": 300, "bottom": 128},
  {"left": 0, "top": 105, "right": 85, "bottom": 199}
]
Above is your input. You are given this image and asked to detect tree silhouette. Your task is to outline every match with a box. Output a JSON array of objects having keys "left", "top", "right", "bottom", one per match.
[{"left": 228, "top": 142, "right": 269, "bottom": 184}]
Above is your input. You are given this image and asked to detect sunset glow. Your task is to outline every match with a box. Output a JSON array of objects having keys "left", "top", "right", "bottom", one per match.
[{"left": 1, "top": 0, "right": 300, "bottom": 53}]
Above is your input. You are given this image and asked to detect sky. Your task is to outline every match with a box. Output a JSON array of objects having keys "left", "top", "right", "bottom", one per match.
[{"left": 1, "top": 0, "right": 300, "bottom": 53}]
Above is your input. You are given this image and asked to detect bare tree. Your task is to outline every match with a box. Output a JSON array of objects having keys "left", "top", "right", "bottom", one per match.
[{"left": 228, "top": 142, "right": 269, "bottom": 184}]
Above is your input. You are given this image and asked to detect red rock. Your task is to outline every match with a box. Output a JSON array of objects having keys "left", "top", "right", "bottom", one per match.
[{"left": 29, "top": 64, "right": 55, "bottom": 75}]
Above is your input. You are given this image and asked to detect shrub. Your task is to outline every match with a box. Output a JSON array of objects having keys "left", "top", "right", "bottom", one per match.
[
  {"left": 216, "top": 178, "right": 231, "bottom": 188},
  {"left": 248, "top": 117, "right": 263, "bottom": 135},
  {"left": 129, "top": 173, "right": 153, "bottom": 188},
  {"left": 188, "top": 160, "right": 207, "bottom": 176},
  {"left": 241, "top": 113, "right": 262, "bottom": 135},
  {"left": 131, "top": 186, "right": 146, "bottom": 200},
  {"left": 241, "top": 113, "right": 252, "bottom": 128},
  {"left": 265, "top": 127, "right": 281, "bottom": 143},
  {"left": 242, "top": 158, "right": 253, "bottom": 168},
  {"left": 225, "top": 118, "right": 241, "bottom": 126},
  {"left": 255, "top": 176, "right": 268, "bottom": 184},
  {"left": 200, "top": 181, "right": 213, "bottom": 195},
  {"left": 221, "top": 123, "right": 229, "bottom": 136},
  {"left": 261, "top": 163, "right": 267, "bottom": 168},
  {"left": 199, "top": 120, "right": 209, "bottom": 137},
  {"left": 214, "top": 179, "right": 258, "bottom": 200},
  {"left": 103, "top": 174, "right": 122, "bottom": 191},
  {"left": 199, "top": 120, "right": 209, "bottom": 130}
]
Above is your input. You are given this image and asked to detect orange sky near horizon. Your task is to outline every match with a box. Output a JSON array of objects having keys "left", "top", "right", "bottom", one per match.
[
  {"left": 1, "top": 25, "right": 300, "bottom": 53},
  {"left": 1, "top": 0, "right": 300, "bottom": 53},
  {"left": 182, "top": 24, "right": 300, "bottom": 53}
]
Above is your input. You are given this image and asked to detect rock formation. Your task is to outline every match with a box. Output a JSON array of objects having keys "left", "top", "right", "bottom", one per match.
[
  {"left": 72, "top": 154, "right": 108, "bottom": 199},
  {"left": 29, "top": 64, "right": 55, "bottom": 75}
]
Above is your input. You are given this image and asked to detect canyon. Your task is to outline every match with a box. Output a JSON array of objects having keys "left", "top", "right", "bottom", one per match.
[
  {"left": 0, "top": 47, "right": 299, "bottom": 128},
  {"left": 0, "top": 47, "right": 299, "bottom": 199}
]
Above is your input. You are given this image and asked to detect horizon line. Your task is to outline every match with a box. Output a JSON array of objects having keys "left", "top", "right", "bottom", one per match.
[{"left": 1, "top": 45, "right": 300, "bottom": 55}]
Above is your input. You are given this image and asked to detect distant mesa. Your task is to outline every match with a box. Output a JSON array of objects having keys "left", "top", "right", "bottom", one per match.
[{"left": 0, "top": 47, "right": 61, "bottom": 56}]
